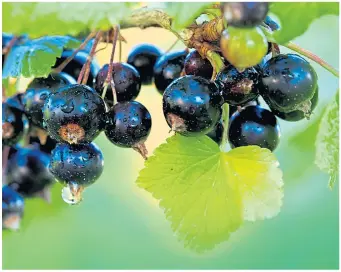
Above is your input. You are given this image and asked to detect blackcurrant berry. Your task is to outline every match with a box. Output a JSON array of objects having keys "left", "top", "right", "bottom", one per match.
[
  {"left": 53, "top": 50, "right": 100, "bottom": 86},
  {"left": 49, "top": 143, "right": 104, "bottom": 204},
  {"left": 216, "top": 65, "right": 260, "bottom": 105},
  {"left": 163, "top": 75, "right": 223, "bottom": 136},
  {"left": 228, "top": 105, "right": 280, "bottom": 151},
  {"left": 23, "top": 72, "right": 76, "bottom": 129},
  {"left": 153, "top": 50, "right": 187, "bottom": 94},
  {"left": 184, "top": 50, "right": 213, "bottom": 79},
  {"left": 220, "top": 27, "right": 268, "bottom": 69},
  {"left": 6, "top": 93, "right": 25, "bottom": 112},
  {"left": 2, "top": 185, "right": 24, "bottom": 231},
  {"left": 94, "top": 63, "right": 141, "bottom": 104},
  {"left": 207, "top": 120, "right": 224, "bottom": 145},
  {"left": 273, "top": 87, "right": 319, "bottom": 122},
  {"left": 29, "top": 135, "right": 58, "bottom": 154},
  {"left": 105, "top": 101, "right": 152, "bottom": 148},
  {"left": 6, "top": 146, "right": 54, "bottom": 197},
  {"left": 2, "top": 102, "right": 25, "bottom": 146},
  {"left": 222, "top": 2, "right": 269, "bottom": 28},
  {"left": 43, "top": 84, "right": 106, "bottom": 144},
  {"left": 127, "top": 44, "right": 163, "bottom": 85},
  {"left": 50, "top": 142, "right": 104, "bottom": 186},
  {"left": 229, "top": 99, "right": 260, "bottom": 117},
  {"left": 261, "top": 54, "right": 318, "bottom": 115}
]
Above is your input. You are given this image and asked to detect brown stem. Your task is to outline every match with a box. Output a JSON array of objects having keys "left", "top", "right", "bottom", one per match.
[
  {"left": 119, "top": 32, "right": 122, "bottom": 62},
  {"left": 104, "top": 25, "right": 120, "bottom": 105},
  {"left": 132, "top": 142, "right": 148, "bottom": 160},
  {"left": 81, "top": 31, "right": 103, "bottom": 85},
  {"left": 193, "top": 17, "right": 224, "bottom": 42},
  {"left": 166, "top": 38, "right": 180, "bottom": 53},
  {"left": 53, "top": 31, "right": 96, "bottom": 73},
  {"left": 2, "top": 36, "right": 19, "bottom": 55}
]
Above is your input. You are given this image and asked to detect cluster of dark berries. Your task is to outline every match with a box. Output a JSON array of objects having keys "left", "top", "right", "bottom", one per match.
[{"left": 2, "top": 2, "right": 319, "bottom": 227}]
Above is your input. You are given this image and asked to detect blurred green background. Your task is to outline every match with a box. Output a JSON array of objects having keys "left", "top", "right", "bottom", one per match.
[{"left": 2, "top": 13, "right": 339, "bottom": 270}]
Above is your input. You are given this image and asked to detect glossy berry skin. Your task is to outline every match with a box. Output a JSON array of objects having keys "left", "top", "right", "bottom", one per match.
[
  {"left": 23, "top": 72, "right": 76, "bottom": 129},
  {"left": 261, "top": 54, "right": 318, "bottom": 114},
  {"left": 127, "top": 44, "right": 163, "bottom": 85},
  {"left": 105, "top": 101, "right": 152, "bottom": 147},
  {"left": 228, "top": 106, "right": 280, "bottom": 151},
  {"left": 94, "top": 63, "right": 141, "bottom": 104},
  {"left": 264, "top": 16, "right": 280, "bottom": 31},
  {"left": 273, "top": 87, "right": 319, "bottom": 122},
  {"left": 49, "top": 143, "right": 104, "bottom": 186},
  {"left": 29, "top": 135, "right": 58, "bottom": 154},
  {"left": 163, "top": 75, "right": 223, "bottom": 136},
  {"left": 53, "top": 50, "right": 100, "bottom": 86},
  {"left": 222, "top": 2, "right": 269, "bottom": 28},
  {"left": 2, "top": 103, "right": 25, "bottom": 146},
  {"left": 43, "top": 84, "right": 106, "bottom": 144},
  {"left": 184, "top": 50, "right": 213, "bottom": 80},
  {"left": 216, "top": 65, "right": 260, "bottom": 105},
  {"left": 154, "top": 50, "right": 187, "bottom": 94},
  {"left": 229, "top": 99, "right": 260, "bottom": 117},
  {"left": 6, "top": 147, "right": 54, "bottom": 196},
  {"left": 2, "top": 185, "right": 24, "bottom": 228},
  {"left": 220, "top": 27, "right": 268, "bottom": 69},
  {"left": 207, "top": 120, "right": 224, "bottom": 145}
]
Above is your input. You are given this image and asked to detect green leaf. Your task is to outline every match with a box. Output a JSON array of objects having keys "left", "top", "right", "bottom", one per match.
[
  {"left": 2, "top": 2, "right": 136, "bottom": 38},
  {"left": 137, "top": 135, "right": 283, "bottom": 252},
  {"left": 315, "top": 91, "right": 339, "bottom": 189},
  {"left": 2, "top": 36, "right": 80, "bottom": 79},
  {"left": 164, "top": 2, "right": 212, "bottom": 30},
  {"left": 269, "top": 3, "right": 339, "bottom": 44}
]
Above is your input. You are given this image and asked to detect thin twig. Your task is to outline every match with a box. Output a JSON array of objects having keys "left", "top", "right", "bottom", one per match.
[
  {"left": 220, "top": 103, "right": 230, "bottom": 152},
  {"left": 104, "top": 25, "right": 120, "bottom": 105},
  {"left": 2, "top": 36, "right": 19, "bottom": 55},
  {"left": 77, "top": 31, "right": 102, "bottom": 85},
  {"left": 165, "top": 38, "right": 179, "bottom": 53},
  {"left": 285, "top": 42, "right": 339, "bottom": 78},
  {"left": 53, "top": 31, "right": 96, "bottom": 73},
  {"left": 119, "top": 32, "right": 122, "bottom": 62}
]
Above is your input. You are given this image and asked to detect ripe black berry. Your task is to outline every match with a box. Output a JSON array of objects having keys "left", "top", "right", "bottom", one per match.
[
  {"left": 273, "top": 87, "right": 319, "bottom": 122},
  {"left": 6, "top": 146, "right": 54, "bottom": 196},
  {"left": 229, "top": 99, "right": 260, "bottom": 117},
  {"left": 49, "top": 143, "right": 104, "bottom": 204},
  {"left": 207, "top": 120, "right": 224, "bottom": 145},
  {"left": 216, "top": 65, "right": 260, "bottom": 105},
  {"left": 127, "top": 44, "right": 163, "bottom": 85},
  {"left": 2, "top": 185, "right": 24, "bottom": 230},
  {"left": 29, "top": 135, "right": 57, "bottom": 154},
  {"left": 163, "top": 75, "right": 223, "bottom": 136},
  {"left": 50, "top": 143, "right": 104, "bottom": 186},
  {"left": 43, "top": 84, "right": 106, "bottom": 144},
  {"left": 184, "top": 50, "right": 213, "bottom": 79},
  {"left": 261, "top": 54, "right": 318, "bottom": 116},
  {"left": 2, "top": 102, "right": 26, "bottom": 146},
  {"left": 105, "top": 101, "right": 152, "bottom": 148},
  {"left": 94, "top": 63, "right": 141, "bottom": 104},
  {"left": 154, "top": 50, "right": 187, "bottom": 94},
  {"left": 53, "top": 50, "right": 100, "bottom": 86},
  {"left": 228, "top": 105, "right": 280, "bottom": 151},
  {"left": 23, "top": 72, "right": 76, "bottom": 129},
  {"left": 222, "top": 2, "right": 269, "bottom": 28}
]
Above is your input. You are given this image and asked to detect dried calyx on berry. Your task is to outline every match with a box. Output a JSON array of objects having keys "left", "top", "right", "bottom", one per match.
[
  {"left": 163, "top": 75, "right": 223, "bottom": 136},
  {"left": 43, "top": 84, "right": 106, "bottom": 144},
  {"left": 2, "top": 185, "right": 24, "bottom": 231}
]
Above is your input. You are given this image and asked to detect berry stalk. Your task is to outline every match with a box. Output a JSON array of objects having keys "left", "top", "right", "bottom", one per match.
[
  {"left": 103, "top": 25, "right": 120, "bottom": 104},
  {"left": 53, "top": 31, "right": 96, "bottom": 73},
  {"left": 284, "top": 42, "right": 339, "bottom": 78},
  {"left": 220, "top": 103, "right": 230, "bottom": 152},
  {"left": 80, "top": 31, "right": 103, "bottom": 85},
  {"left": 2, "top": 36, "right": 19, "bottom": 55}
]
